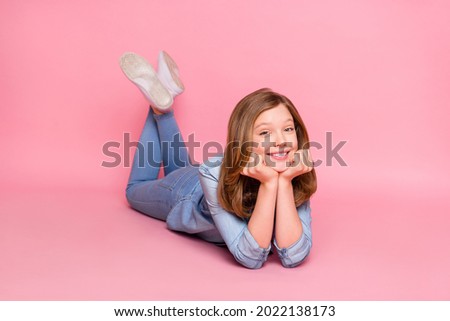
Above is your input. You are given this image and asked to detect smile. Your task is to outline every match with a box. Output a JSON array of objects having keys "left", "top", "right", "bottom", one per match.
[{"left": 266, "top": 151, "right": 290, "bottom": 161}]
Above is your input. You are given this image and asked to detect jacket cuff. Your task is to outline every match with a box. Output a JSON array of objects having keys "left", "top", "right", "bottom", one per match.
[
  {"left": 273, "top": 233, "right": 312, "bottom": 268},
  {"left": 234, "top": 228, "right": 271, "bottom": 269}
]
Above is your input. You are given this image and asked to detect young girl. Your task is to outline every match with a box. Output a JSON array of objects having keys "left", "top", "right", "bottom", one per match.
[{"left": 120, "top": 51, "right": 317, "bottom": 269}]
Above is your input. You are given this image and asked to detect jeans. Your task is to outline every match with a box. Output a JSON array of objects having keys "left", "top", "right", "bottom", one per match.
[
  {"left": 125, "top": 108, "right": 223, "bottom": 243},
  {"left": 125, "top": 108, "right": 313, "bottom": 269}
]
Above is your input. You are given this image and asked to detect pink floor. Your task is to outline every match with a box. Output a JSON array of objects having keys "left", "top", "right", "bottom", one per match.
[
  {"left": 1, "top": 1, "right": 450, "bottom": 300},
  {"left": 1, "top": 183, "right": 450, "bottom": 300}
]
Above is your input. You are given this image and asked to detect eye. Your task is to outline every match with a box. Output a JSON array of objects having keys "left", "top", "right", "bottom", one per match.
[
  {"left": 284, "top": 127, "right": 295, "bottom": 132},
  {"left": 259, "top": 130, "right": 270, "bottom": 136}
]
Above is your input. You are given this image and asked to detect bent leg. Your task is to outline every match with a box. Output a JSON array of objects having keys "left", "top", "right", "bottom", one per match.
[
  {"left": 125, "top": 107, "right": 195, "bottom": 221},
  {"left": 125, "top": 107, "right": 170, "bottom": 220},
  {"left": 126, "top": 107, "right": 162, "bottom": 191},
  {"left": 126, "top": 179, "right": 174, "bottom": 221},
  {"left": 153, "top": 110, "right": 192, "bottom": 176}
]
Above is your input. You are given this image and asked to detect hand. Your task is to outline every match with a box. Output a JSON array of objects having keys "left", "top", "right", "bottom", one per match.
[
  {"left": 241, "top": 152, "right": 279, "bottom": 185},
  {"left": 279, "top": 149, "right": 314, "bottom": 182}
]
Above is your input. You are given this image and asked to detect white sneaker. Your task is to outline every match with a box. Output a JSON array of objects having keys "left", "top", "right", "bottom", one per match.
[
  {"left": 157, "top": 50, "right": 185, "bottom": 97},
  {"left": 119, "top": 52, "right": 173, "bottom": 111}
]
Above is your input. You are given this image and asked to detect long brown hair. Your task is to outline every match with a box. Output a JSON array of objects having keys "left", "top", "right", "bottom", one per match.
[{"left": 217, "top": 88, "right": 317, "bottom": 219}]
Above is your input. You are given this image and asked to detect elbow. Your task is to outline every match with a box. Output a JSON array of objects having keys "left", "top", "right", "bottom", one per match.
[
  {"left": 125, "top": 185, "right": 135, "bottom": 207},
  {"left": 232, "top": 249, "right": 268, "bottom": 269},
  {"left": 279, "top": 238, "right": 312, "bottom": 268},
  {"left": 234, "top": 254, "right": 265, "bottom": 270},
  {"left": 281, "top": 248, "right": 311, "bottom": 268},
  {"left": 240, "top": 261, "right": 264, "bottom": 270},
  {"left": 230, "top": 230, "right": 270, "bottom": 269},
  {"left": 125, "top": 182, "right": 140, "bottom": 203}
]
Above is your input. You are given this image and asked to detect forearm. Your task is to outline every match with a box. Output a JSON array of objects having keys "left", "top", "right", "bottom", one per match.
[
  {"left": 274, "top": 178, "right": 303, "bottom": 248},
  {"left": 199, "top": 161, "right": 271, "bottom": 269},
  {"left": 247, "top": 181, "right": 278, "bottom": 248}
]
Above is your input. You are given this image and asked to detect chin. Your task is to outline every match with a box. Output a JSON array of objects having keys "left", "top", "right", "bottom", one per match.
[{"left": 272, "top": 162, "right": 289, "bottom": 173}]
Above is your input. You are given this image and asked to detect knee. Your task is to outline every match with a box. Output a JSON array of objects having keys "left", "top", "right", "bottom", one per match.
[{"left": 125, "top": 184, "right": 135, "bottom": 205}]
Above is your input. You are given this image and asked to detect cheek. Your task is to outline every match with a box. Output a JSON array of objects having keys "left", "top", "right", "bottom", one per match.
[
  {"left": 251, "top": 144, "right": 265, "bottom": 155},
  {"left": 286, "top": 135, "right": 298, "bottom": 150},
  {"left": 250, "top": 136, "right": 264, "bottom": 154},
  {"left": 293, "top": 134, "right": 299, "bottom": 149}
]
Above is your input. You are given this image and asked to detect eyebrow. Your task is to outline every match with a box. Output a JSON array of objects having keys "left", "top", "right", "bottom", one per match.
[{"left": 253, "top": 119, "right": 294, "bottom": 130}]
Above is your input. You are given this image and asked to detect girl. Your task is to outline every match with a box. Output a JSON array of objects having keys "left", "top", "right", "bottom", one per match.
[{"left": 120, "top": 51, "right": 317, "bottom": 269}]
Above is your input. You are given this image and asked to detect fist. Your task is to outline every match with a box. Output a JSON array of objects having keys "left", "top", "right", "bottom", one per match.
[
  {"left": 279, "top": 149, "right": 314, "bottom": 181},
  {"left": 240, "top": 152, "right": 279, "bottom": 185}
]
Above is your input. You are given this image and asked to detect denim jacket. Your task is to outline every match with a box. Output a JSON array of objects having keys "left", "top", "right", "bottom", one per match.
[{"left": 198, "top": 156, "right": 312, "bottom": 269}]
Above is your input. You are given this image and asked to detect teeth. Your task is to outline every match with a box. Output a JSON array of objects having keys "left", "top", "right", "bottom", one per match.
[{"left": 271, "top": 153, "right": 287, "bottom": 157}]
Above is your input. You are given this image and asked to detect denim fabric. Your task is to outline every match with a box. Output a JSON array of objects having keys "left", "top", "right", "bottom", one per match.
[
  {"left": 125, "top": 108, "right": 312, "bottom": 268},
  {"left": 125, "top": 108, "right": 223, "bottom": 243},
  {"left": 198, "top": 157, "right": 312, "bottom": 269},
  {"left": 273, "top": 200, "right": 312, "bottom": 268}
]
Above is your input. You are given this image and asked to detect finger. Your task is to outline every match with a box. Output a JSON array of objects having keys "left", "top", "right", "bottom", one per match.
[
  {"left": 286, "top": 150, "right": 296, "bottom": 166},
  {"left": 257, "top": 153, "right": 270, "bottom": 172},
  {"left": 256, "top": 152, "right": 264, "bottom": 166},
  {"left": 240, "top": 162, "right": 253, "bottom": 178},
  {"left": 287, "top": 150, "right": 299, "bottom": 167},
  {"left": 299, "top": 149, "right": 314, "bottom": 167},
  {"left": 251, "top": 151, "right": 264, "bottom": 168}
]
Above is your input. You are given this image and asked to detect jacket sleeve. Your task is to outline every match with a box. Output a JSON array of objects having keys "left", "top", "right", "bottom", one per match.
[
  {"left": 273, "top": 200, "right": 312, "bottom": 268},
  {"left": 198, "top": 161, "right": 270, "bottom": 269}
]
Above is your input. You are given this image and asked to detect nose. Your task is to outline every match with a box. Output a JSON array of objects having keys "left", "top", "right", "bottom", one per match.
[{"left": 274, "top": 131, "right": 287, "bottom": 147}]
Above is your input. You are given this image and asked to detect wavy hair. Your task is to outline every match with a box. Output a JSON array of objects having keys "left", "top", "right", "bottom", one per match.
[{"left": 217, "top": 88, "right": 317, "bottom": 219}]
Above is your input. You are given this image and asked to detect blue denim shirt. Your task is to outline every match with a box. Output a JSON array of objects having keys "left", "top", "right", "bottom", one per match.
[{"left": 198, "top": 156, "right": 312, "bottom": 269}]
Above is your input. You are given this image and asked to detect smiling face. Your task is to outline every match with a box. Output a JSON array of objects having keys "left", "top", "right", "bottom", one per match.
[{"left": 251, "top": 104, "right": 299, "bottom": 172}]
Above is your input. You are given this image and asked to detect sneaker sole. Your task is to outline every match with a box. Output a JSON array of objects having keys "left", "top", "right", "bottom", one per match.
[
  {"left": 119, "top": 52, "right": 173, "bottom": 110},
  {"left": 161, "top": 51, "right": 185, "bottom": 91}
]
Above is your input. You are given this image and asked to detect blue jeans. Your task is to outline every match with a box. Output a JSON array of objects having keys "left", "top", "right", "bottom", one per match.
[
  {"left": 125, "top": 108, "right": 223, "bottom": 243},
  {"left": 125, "top": 108, "right": 312, "bottom": 268}
]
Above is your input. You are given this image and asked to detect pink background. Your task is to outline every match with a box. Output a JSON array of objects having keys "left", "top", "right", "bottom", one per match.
[{"left": 1, "top": 0, "right": 449, "bottom": 300}]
